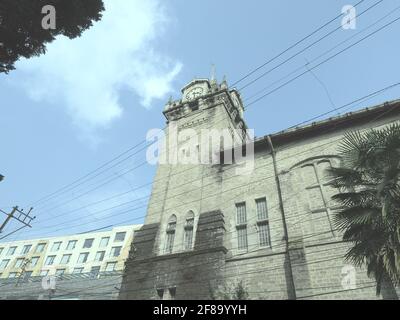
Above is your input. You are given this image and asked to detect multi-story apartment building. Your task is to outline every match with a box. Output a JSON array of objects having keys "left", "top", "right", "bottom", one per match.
[{"left": 0, "top": 224, "right": 141, "bottom": 299}]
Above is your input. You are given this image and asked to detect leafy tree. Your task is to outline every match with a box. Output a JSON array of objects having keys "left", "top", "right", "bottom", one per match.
[
  {"left": 0, "top": 0, "right": 104, "bottom": 73},
  {"left": 328, "top": 123, "right": 400, "bottom": 295}
]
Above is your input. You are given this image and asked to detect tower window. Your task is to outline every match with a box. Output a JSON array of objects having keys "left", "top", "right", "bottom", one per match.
[
  {"left": 157, "top": 289, "right": 164, "bottom": 300},
  {"left": 189, "top": 101, "right": 199, "bottom": 111},
  {"left": 184, "top": 211, "right": 195, "bottom": 250},
  {"left": 164, "top": 215, "right": 177, "bottom": 254},
  {"left": 236, "top": 202, "right": 248, "bottom": 250}
]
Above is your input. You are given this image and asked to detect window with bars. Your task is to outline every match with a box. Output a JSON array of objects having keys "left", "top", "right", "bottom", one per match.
[
  {"left": 184, "top": 211, "right": 195, "bottom": 251},
  {"left": 236, "top": 202, "right": 247, "bottom": 225},
  {"left": 164, "top": 215, "right": 177, "bottom": 254},
  {"left": 256, "top": 198, "right": 271, "bottom": 247},
  {"left": 237, "top": 226, "right": 248, "bottom": 250},
  {"left": 236, "top": 202, "right": 248, "bottom": 250},
  {"left": 258, "top": 223, "right": 270, "bottom": 247}
]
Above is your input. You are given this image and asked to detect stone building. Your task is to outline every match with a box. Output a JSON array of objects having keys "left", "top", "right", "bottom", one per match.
[
  {"left": 120, "top": 78, "right": 400, "bottom": 300},
  {"left": 0, "top": 224, "right": 141, "bottom": 299}
]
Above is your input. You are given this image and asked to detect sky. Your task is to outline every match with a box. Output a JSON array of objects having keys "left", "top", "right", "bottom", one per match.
[{"left": 1, "top": 0, "right": 400, "bottom": 241}]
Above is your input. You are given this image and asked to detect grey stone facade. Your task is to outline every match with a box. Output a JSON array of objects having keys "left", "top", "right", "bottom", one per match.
[{"left": 120, "top": 78, "right": 400, "bottom": 300}]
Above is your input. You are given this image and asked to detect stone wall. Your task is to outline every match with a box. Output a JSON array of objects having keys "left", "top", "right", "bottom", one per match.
[{"left": 120, "top": 210, "right": 227, "bottom": 299}]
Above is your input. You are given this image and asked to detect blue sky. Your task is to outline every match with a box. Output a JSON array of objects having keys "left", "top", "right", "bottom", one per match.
[{"left": 1, "top": 0, "right": 400, "bottom": 241}]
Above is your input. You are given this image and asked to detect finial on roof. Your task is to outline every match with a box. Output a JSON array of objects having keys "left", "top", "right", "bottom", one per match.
[
  {"left": 221, "top": 75, "right": 228, "bottom": 89},
  {"left": 210, "top": 64, "right": 216, "bottom": 82},
  {"left": 210, "top": 64, "right": 218, "bottom": 89}
]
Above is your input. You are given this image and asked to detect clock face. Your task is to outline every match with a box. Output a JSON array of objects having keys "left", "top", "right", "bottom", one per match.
[{"left": 185, "top": 87, "right": 204, "bottom": 100}]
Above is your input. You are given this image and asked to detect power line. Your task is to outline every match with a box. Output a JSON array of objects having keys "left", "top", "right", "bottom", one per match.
[
  {"left": 231, "top": 0, "right": 367, "bottom": 87},
  {"left": 246, "top": 14, "right": 400, "bottom": 107},
  {"left": 244, "top": 3, "right": 400, "bottom": 103},
  {"left": 19, "top": 88, "right": 400, "bottom": 240},
  {"left": 24, "top": 1, "right": 375, "bottom": 211},
  {"left": 238, "top": 0, "right": 384, "bottom": 91}
]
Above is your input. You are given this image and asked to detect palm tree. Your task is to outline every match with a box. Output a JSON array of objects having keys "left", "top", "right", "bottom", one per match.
[{"left": 327, "top": 123, "right": 400, "bottom": 295}]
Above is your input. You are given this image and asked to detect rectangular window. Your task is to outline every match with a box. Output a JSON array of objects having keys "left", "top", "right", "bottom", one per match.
[
  {"left": 236, "top": 202, "right": 248, "bottom": 251},
  {"left": 21, "top": 245, "right": 32, "bottom": 255},
  {"left": 255, "top": 198, "right": 271, "bottom": 248},
  {"left": 73, "top": 267, "right": 84, "bottom": 274},
  {"left": 7, "top": 246, "right": 17, "bottom": 256},
  {"left": 184, "top": 218, "right": 194, "bottom": 251},
  {"left": 83, "top": 238, "right": 94, "bottom": 249},
  {"left": 114, "top": 232, "right": 126, "bottom": 242},
  {"left": 90, "top": 266, "right": 101, "bottom": 277},
  {"left": 23, "top": 271, "right": 32, "bottom": 279},
  {"left": 8, "top": 272, "right": 18, "bottom": 278},
  {"left": 36, "top": 243, "right": 46, "bottom": 253},
  {"left": 105, "top": 262, "right": 117, "bottom": 272},
  {"left": 99, "top": 237, "right": 109, "bottom": 248},
  {"left": 184, "top": 229, "right": 194, "bottom": 251},
  {"left": 51, "top": 242, "right": 62, "bottom": 252},
  {"left": 237, "top": 226, "right": 248, "bottom": 250},
  {"left": 66, "top": 240, "right": 77, "bottom": 250},
  {"left": 95, "top": 251, "right": 105, "bottom": 262},
  {"left": 45, "top": 255, "right": 56, "bottom": 266},
  {"left": 0, "top": 259, "right": 10, "bottom": 270},
  {"left": 110, "top": 246, "right": 122, "bottom": 257},
  {"left": 56, "top": 269, "right": 66, "bottom": 276},
  {"left": 256, "top": 198, "right": 268, "bottom": 220},
  {"left": 164, "top": 232, "right": 175, "bottom": 254},
  {"left": 258, "top": 223, "right": 270, "bottom": 247},
  {"left": 14, "top": 258, "right": 25, "bottom": 269},
  {"left": 40, "top": 270, "right": 49, "bottom": 277},
  {"left": 77, "top": 252, "right": 89, "bottom": 264},
  {"left": 30, "top": 257, "right": 39, "bottom": 267},
  {"left": 60, "top": 254, "right": 71, "bottom": 264},
  {"left": 236, "top": 202, "right": 247, "bottom": 225}
]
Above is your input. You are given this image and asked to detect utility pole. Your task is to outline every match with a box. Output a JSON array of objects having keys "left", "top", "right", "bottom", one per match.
[
  {"left": 16, "top": 258, "right": 32, "bottom": 287},
  {"left": 0, "top": 206, "right": 35, "bottom": 235}
]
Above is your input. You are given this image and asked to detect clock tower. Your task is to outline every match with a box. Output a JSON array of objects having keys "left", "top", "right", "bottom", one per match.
[{"left": 120, "top": 77, "right": 249, "bottom": 299}]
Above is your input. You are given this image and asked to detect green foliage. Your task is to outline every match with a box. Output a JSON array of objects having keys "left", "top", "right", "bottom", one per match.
[
  {"left": 328, "top": 123, "right": 400, "bottom": 295},
  {"left": 209, "top": 280, "right": 249, "bottom": 300},
  {"left": 0, "top": 0, "right": 104, "bottom": 73}
]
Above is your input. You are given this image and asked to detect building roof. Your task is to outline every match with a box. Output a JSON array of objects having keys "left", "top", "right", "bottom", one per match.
[{"left": 256, "top": 98, "right": 400, "bottom": 148}]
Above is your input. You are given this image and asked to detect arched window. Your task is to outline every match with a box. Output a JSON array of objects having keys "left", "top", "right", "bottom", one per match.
[
  {"left": 292, "top": 156, "right": 341, "bottom": 237},
  {"left": 164, "top": 215, "right": 177, "bottom": 254},
  {"left": 184, "top": 211, "right": 195, "bottom": 250}
]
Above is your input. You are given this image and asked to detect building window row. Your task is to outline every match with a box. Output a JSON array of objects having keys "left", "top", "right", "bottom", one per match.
[
  {"left": 0, "top": 232, "right": 126, "bottom": 258},
  {"left": 164, "top": 211, "right": 196, "bottom": 254},
  {"left": 235, "top": 198, "right": 271, "bottom": 251},
  {"left": 0, "top": 246, "right": 122, "bottom": 272}
]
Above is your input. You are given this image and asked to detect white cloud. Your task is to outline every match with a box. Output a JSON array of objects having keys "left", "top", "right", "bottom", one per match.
[{"left": 14, "top": 0, "right": 182, "bottom": 134}]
